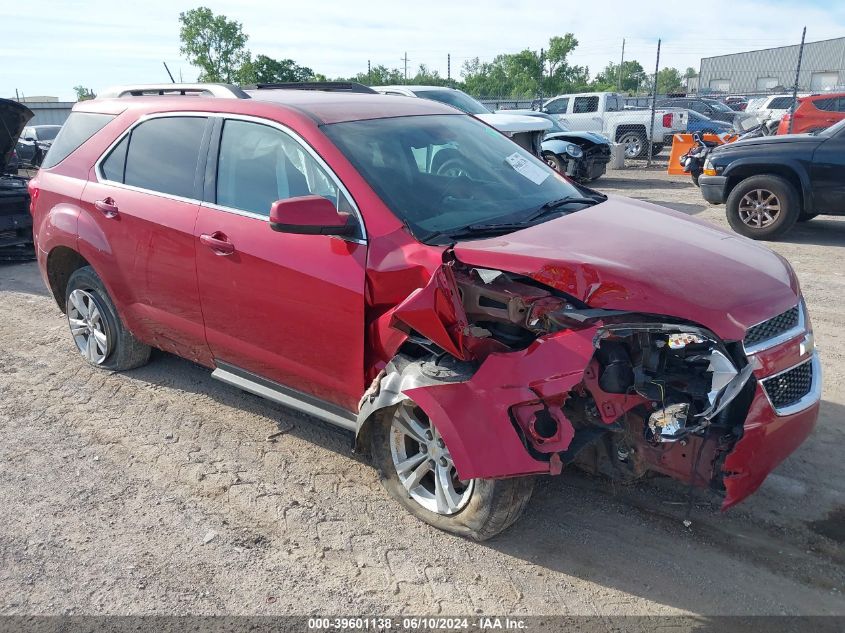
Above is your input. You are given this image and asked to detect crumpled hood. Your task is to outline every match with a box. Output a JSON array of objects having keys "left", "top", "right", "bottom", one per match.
[
  {"left": 452, "top": 196, "right": 799, "bottom": 342},
  {"left": 545, "top": 131, "right": 610, "bottom": 145},
  {"left": 0, "top": 98, "right": 33, "bottom": 173},
  {"left": 476, "top": 112, "right": 552, "bottom": 134}
]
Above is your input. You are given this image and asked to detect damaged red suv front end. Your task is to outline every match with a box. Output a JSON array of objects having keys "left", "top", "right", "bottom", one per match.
[{"left": 357, "top": 192, "right": 819, "bottom": 518}]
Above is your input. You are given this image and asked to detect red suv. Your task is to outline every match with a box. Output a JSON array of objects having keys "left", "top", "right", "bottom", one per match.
[
  {"left": 778, "top": 92, "right": 845, "bottom": 135},
  {"left": 30, "top": 83, "right": 820, "bottom": 540}
]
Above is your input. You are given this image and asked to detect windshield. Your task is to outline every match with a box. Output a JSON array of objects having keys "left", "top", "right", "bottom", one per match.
[
  {"left": 820, "top": 118, "right": 845, "bottom": 137},
  {"left": 322, "top": 114, "right": 589, "bottom": 243},
  {"left": 704, "top": 100, "right": 733, "bottom": 113},
  {"left": 414, "top": 90, "right": 490, "bottom": 115}
]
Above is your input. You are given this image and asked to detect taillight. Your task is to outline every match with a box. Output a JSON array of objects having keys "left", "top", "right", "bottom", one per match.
[
  {"left": 663, "top": 113, "right": 673, "bottom": 127},
  {"left": 27, "top": 179, "right": 40, "bottom": 215}
]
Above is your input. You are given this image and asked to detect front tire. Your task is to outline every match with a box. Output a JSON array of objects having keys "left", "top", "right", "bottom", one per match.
[
  {"left": 65, "top": 266, "right": 151, "bottom": 371},
  {"left": 542, "top": 152, "right": 566, "bottom": 173},
  {"left": 371, "top": 401, "right": 534, "bottom": 541},
  {"left": 725, "top": 175, "right": 800, "bottom": 240}
]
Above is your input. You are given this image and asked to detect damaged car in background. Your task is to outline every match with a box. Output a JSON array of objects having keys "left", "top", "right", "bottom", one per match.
[
  {"left": 0, "top": 98, "right": 34, "bottom": 261},
  {"left": 31, "top": 84, "right": 821, "bottom": 541}
]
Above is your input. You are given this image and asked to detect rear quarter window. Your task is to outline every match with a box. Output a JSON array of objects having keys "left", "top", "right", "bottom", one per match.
[{"left": 41, "top": 112, "right": 115, "bottom": 169}]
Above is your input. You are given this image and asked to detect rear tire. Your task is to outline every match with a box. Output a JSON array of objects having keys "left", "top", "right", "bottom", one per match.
[
  {"left": 371, "top": 403, "right": 534, "bottom": 541},
  {"left": 65, "top": 266, "right": 151, "bottom": 371},
  {"left": 616, "top": 130, "right": 648, "bottom": 159},
  {"left": 725, "top": 175, "right": 800, "bottom": 240}
]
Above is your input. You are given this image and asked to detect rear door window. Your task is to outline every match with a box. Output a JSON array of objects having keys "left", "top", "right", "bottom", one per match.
[
  {"left": 100, "top": 135, "right": 129, "bottom": 183},
  {"left": 573, "top": 96, "right": 599, "bottom": 113},
  {"left": 41, "top": 112, "right": 115, "bottom": 168},
  {"left": 123, "top": 116, "right": 207, "bottom": 199}
]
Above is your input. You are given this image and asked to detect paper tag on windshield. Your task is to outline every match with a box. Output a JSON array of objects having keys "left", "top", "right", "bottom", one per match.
[{"left": 505, "top": 152, "right": 549, "bottom": 185}]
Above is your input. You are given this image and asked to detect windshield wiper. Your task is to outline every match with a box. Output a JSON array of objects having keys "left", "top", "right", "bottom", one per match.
[
  {"left": 524, "top": 196, "right": 604, "bottom": 222},
  {"left": 441, "top": 196, "right": 605, "bottom": 242}
]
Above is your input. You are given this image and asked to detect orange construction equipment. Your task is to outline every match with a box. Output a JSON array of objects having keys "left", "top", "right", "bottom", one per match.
[{"left": 667, "top": 132, "right": 738, "bottom": 175}]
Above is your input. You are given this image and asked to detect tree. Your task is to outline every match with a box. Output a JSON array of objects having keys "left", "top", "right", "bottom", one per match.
[
  {"left": 73, "top": 85, "right": 96, "bottom": 101},
  {"left": 239, "top": 54, "right": 314, "bottom": 84},
  {"left": 591, "top": 60, "right": 646, "bottom": 93},
  {"left": 179, "top": 7, "right": 249, "bottom": 82},
  {"left": 655, "top": 67, "right": 683, "bottom": 94},
  {"left": 458, "top": 34, "right": 587, "bottom": 98}
]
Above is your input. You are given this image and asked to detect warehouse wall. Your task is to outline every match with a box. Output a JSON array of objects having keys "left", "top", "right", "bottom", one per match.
[
  {"left": 25, "top": 102, "right": 74, "bottom": 126},
  {"left": 698, "top": 37, "right": 845, "bottom": 95}
]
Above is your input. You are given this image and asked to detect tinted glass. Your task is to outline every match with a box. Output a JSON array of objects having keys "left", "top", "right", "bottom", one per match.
[
  {"left": 769, "top": 97, "right": 794, "bottom": 110},
  {"left": 573, "top": 96, "right": 599, "bottom": 113},
  {"left": 544, "top": 98, "right": 568, "bottom": 114},
  {"left": 124, "top": 117, "right": 206, "bottom": 198},
  {"left": 323, "top": 114, "right": 585, "bottom": 243},
  {"left": 41, "top": 112, "right": 115, "bottom": 169},
  {"left": 414, "top": 90, "right": 489, "bottom": 115},
  {"left": 36, "top": 126, "right": 62, "bottom": 141},
  {"left": 216, "top": 119, "right": 354, "bottom": 219},
  {"left": 814, "top": 97, "right": 838, "bottom": 112},
  {"left": 101, "top": 135, "right": 129, "bottom": 182}
]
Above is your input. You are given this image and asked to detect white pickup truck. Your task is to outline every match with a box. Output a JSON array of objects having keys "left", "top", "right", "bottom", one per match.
[{"left": 540, "top": 92, "right": 688, "bottom": 159}]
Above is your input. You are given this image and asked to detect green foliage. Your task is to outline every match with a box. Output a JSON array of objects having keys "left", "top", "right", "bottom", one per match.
[
  {"left": 459, "top": 34, "right": 588, "bottom": 98},
  {"left": 73, "top": 85, "right": 96, "bottom": 101},
  {"left": 179, "top": 6, "right": 249, "bottom": 82},
  {"left": 238, "top": 54, "right": 314, "bottom": 84},
  {"left": 591, "top": 60, "right": 647, "bottom": 93},
  {"left": 348, "top": 64, "right": 405, "bottom": 86},
  {"left": 656, "top": 67, "right": 683, "bottom": 94}
]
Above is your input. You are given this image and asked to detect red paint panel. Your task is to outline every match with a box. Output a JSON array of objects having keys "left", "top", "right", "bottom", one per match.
[
  {"left": 404, "top": 327, "right": 598, "bottom": 479},
  {"left": 390, "top": 263, "right": 469, "bottom": 360},
  {"left": 453, "top": 196, "right": 799, "bottom": 342},
  {"left": 194, "top": 206, "right": 367, "bottom": 411},
  {"left": 721, "top": 385, "right": 819, "bottom": 509}
]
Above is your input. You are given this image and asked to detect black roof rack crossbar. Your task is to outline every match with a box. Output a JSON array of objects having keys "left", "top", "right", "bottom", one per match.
[{"left": 252, "top": 81, "right": 377, "bottom": 94}]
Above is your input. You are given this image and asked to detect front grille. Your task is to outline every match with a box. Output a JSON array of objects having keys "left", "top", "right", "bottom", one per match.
[
  {"left": 762, "top": 359, "right": 813, "bottom": 410},
  {"left": 744, "top": 305, "right": 800, "bottom": 349}
]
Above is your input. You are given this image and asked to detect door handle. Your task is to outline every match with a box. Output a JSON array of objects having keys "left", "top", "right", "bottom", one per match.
[
  {"left": 200, "top": 232, "right": 235, "bottom": 255},
  {"left": 94, "top": 197, "right": 119, "bottom": 218}
]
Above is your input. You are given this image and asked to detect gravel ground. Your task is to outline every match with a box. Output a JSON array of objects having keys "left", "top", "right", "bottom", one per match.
[{"left": 0, "top": 165, "right": 843, "bottom": 617}]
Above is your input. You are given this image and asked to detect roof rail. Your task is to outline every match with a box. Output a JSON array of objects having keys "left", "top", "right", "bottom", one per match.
[
  {"left": 252, "top": 81, "right": 377, "bottom": 94},
  {"left": 97, "top": 83, "right": 250, "bottom": 100}
]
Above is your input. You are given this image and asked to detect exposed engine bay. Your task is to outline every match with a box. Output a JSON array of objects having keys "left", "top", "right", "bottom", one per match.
[{"left": 368, "top": 259, "right": 757, "bottom": 500}]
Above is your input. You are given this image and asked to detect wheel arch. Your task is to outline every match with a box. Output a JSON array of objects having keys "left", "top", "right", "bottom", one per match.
[
  {"left": 723, "top": 160, "right": 810, "bottom": 213},
  {"left": 46, "top": 246, "right": 91, "bottom": 312},
  {"left": 614, "top": 123, "right": 647, "bottom": 142}
]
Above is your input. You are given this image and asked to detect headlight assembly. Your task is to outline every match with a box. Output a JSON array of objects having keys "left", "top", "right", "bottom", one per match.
[{"left": 565, "top": 144, "right": 584, "bottom": 158}]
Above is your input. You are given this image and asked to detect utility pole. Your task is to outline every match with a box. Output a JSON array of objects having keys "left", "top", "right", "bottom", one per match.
[
  {"left": 368, "top": 59, "right": 371, "bottom": 84},
  {"left": 788, "top": 27, "right": 807, "bottom": 134},
  {"left": 402, "top": 52, "right": 409, "bottom": 83},
  {"left": 162, "top": 61, "right": 175, "bottom": 83},
  {"left": 647, "top": 39, "right": 661, "bottom": 167},
  {"left": 617, "top": 38, "right": 626, "bottom": 91},
  {"left": 447, "top": 53, "right": 451, "bottom": 85}
]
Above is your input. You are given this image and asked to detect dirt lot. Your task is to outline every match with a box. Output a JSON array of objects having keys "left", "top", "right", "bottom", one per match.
[{"left": 1, "top": 166, "right": 843, "bottom": 617}]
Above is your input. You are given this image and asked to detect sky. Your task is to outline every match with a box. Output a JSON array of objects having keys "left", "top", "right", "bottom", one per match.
[{"left": 2, "top": 0, "right": 844, "bottom": 101}]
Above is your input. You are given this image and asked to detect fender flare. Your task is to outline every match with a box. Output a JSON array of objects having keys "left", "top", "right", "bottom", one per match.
[{"left": 723, "top": 157, "right": 813, "bottom": 213}]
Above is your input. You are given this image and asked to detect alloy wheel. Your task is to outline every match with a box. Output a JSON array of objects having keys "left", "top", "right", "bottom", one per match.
[
  {"left": 389, "top": 401, "right": 474, "bottom": 515},
  {"left": 620, "top": 134, "right": 643, "bottom": 158},
  {"left": 738, "top": 189, "right": 781, "bottom": 228},
  {"left": 67, "top": 289, "right": 110, "bottom": 364}
]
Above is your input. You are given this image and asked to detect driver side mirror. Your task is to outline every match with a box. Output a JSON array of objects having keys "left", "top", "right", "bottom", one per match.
[{"left": 269, "top": 195, "right": 356, "bottom": 237}]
